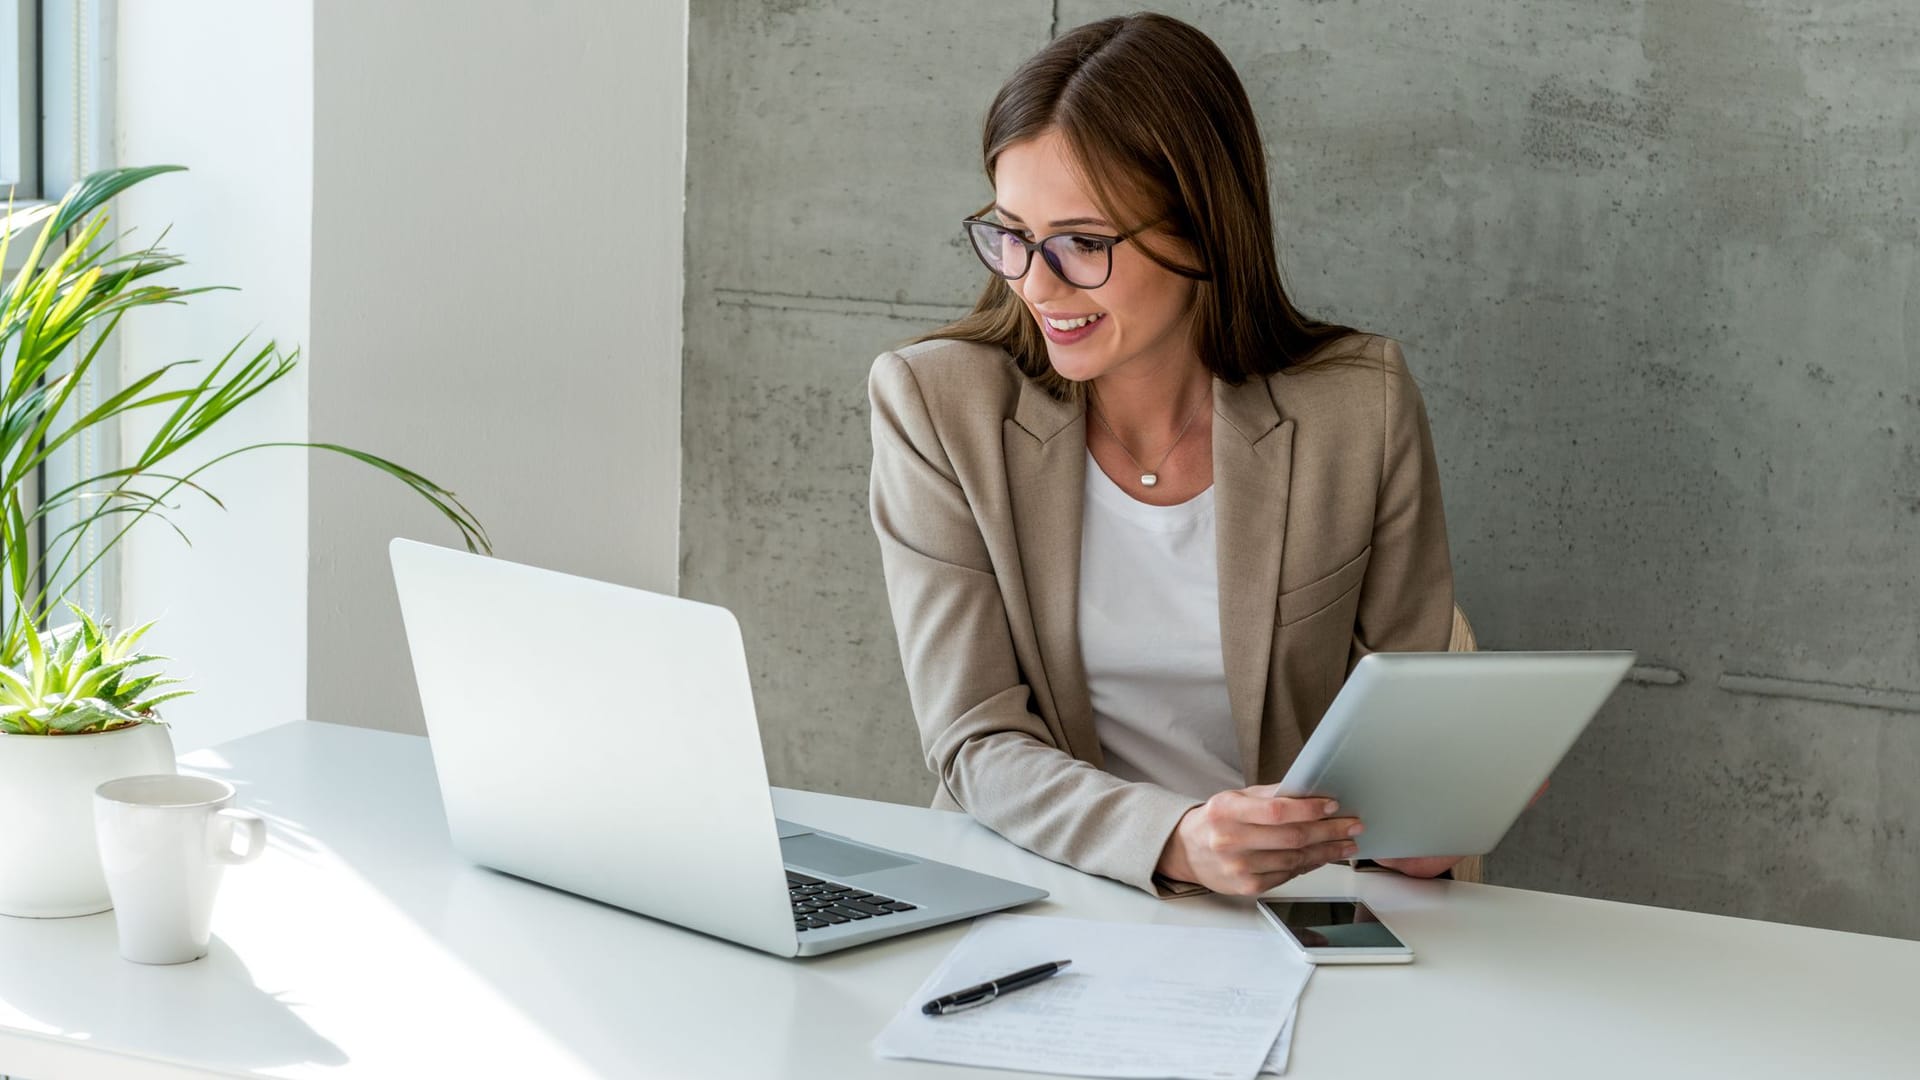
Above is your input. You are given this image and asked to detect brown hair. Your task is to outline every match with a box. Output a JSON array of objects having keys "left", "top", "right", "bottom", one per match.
[{"left": 917, "top": 12, "right": 1361, "bottom": 400}]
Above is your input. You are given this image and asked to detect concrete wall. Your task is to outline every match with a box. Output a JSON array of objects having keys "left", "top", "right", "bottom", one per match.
[
  {"left": 682, "top": 1, "right": 1919, "bottom": 937},
  {"left": 310, "top": 0, "right": 686, "bottom": 735},
  {"left": 114, "top": 0, "right": 312, "bottom": 753}
]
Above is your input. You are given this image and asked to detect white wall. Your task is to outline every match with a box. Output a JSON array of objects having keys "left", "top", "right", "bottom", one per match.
[
  {"left": 113, "top": 1, "right": 313, "bottom": 752},
  {"left": 307, "top": 0, "right": 686, "bottom": 734}
]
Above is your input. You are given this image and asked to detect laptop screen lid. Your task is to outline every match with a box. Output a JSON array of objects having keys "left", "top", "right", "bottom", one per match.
[{"left": 388, "top": 538, "right": 796, "bottom": 957}]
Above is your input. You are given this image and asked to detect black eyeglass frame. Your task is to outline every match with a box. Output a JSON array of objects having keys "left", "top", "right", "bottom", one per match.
[{"left": 960, "top": 214, "right": 1160, "bottom": 290}]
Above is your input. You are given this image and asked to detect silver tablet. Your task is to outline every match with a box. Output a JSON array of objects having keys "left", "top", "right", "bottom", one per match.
[{"left": 1276, "top": 651, "right": 1635, "bottom": 859}]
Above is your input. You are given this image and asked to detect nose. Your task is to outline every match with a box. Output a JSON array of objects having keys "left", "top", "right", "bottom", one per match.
[{"left": 1019, "top": 250, "right": 1076, "bottom": 309}]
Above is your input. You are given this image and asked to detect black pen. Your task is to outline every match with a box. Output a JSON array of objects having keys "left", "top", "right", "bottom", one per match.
[{"left": 921, "top": 959, "right": 1073, "bottom": 1016}]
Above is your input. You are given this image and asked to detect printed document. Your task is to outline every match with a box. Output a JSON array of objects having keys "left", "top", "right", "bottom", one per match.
[{"left": 873, "top": 914, "right": 1313, "bottom": 1080}]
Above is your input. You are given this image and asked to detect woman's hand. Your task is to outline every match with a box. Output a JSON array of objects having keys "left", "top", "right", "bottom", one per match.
[
  {"left": 1372, "top": 855, "right": 1460, "bottom": 878},
  {"left": 1157, "top": 783, "right": 1363, "bottom": 896}
]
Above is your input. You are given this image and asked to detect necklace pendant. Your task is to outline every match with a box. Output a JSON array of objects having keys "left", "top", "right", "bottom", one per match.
[{"left": 1140, "top": 473, "right": 1158, "bottom": 487}]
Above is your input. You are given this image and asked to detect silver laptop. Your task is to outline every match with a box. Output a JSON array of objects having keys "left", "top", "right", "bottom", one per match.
[{"left": 388, "top": 538, "right": 1046, "bottom": 957}]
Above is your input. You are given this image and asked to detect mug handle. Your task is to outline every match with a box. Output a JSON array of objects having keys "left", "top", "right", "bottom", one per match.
[{"left": 209, "top": 808, "right": 267, "bottom": 865}]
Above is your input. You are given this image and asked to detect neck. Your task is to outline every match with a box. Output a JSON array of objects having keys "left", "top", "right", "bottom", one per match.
[{"left": 1088, "top": 350, "right": 1211, "bottom": 447}]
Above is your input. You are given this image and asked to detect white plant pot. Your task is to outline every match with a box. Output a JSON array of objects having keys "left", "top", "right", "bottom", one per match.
[{"left": 0, "top": 722, "right": 177, "bottom": 918}]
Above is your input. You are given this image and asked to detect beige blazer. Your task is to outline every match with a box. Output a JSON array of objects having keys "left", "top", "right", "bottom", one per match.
[{"left": 867, "top": 333, "right": 1455, "bottom": 896}]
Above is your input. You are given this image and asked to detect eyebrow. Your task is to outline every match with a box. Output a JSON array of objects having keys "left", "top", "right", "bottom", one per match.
[{"left": 993, "top": 204, "right": 1112, "bottom": 229}]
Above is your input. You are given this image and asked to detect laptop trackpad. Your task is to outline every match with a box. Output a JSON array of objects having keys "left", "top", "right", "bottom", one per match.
[{"left": 781, "top": 833, "right": 912, "bottom": 878}]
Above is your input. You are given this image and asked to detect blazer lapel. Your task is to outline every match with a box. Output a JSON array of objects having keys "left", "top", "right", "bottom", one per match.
[
  {"left": 1213, "top": 378, "right": 1294, "bottom": 785},
  {"left": 1004, "top": 379, "right": 1101, "bottom": 767}
]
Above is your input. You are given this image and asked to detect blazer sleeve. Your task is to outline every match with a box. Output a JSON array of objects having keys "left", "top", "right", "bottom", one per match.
[
  {"left": 867, "top": 350, "right": 1205, "bottom": 897},
  {"left": 1348, "top": 340, "right": 1456, "bottom": 666}
]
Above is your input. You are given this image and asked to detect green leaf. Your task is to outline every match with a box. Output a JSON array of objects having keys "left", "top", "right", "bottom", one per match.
[
  {"left": 53, "top": 621, "right": 82, "bottom": 671},
  {"left": 5, "top": 491, "right": 27, "bottom": 614},
  {"left": 50, "top": 698, "right": 140, "bottom": 734},
  {"left": 35, "top": 165, "right": 188, "bottom": 241},
  {"left": 67, "top": 655, "right": 139, "bottom": 702},
  {"left": 0, "top": 667, "right": 30, "bottom": 704},
  {"left": 42, "top": 265, "right": 102, "bottom": 330},
  {"left": 22, "top": 602, "right": 47, "bottom": 699},
  {"left": 111, "top": 618, "right": 159, "bottom": 658},
  {"left": 129, "top": 689, "right": 192, "bottom": 714}
]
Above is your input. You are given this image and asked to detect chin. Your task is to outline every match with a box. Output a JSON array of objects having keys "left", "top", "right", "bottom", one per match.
[{"left": 1044, "top": 345, "right": 1117, "bottom": 384}]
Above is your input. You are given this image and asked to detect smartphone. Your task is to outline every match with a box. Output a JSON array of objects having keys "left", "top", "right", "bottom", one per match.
[{"left": 1257, "top": 897, "right": 1414, "bottom": 964}]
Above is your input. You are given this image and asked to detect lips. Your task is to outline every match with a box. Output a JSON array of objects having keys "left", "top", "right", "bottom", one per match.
[
  {"left": 1042, "top": 312, "right": 1104, "bottom": 331},
  {"left": 1038, "top": 310, "right": 1107, "bottom": 344}
]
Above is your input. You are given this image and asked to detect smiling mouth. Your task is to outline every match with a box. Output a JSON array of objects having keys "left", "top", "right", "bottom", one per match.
[{"left": 1042, "top": 312, "right": 1106, "bottom": 331}]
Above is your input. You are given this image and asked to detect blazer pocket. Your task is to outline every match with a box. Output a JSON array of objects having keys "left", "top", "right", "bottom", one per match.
[{"left": 1277, "top": 545, "right": 1372, "bottom": 626}]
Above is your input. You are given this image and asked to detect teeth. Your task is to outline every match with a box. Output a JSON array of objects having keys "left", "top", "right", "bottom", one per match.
[{"left": 1045, "top": 312, "right": 1104, "bottom": 331}]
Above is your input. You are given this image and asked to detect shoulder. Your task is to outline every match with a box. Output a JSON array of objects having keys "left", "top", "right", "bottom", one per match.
[
  {"left": 1269, "top": 332, "right": 1425, "bottom": 429},
  {"left": 1274, "top": 331, "right": 1413, "bottom": 389},
  {"left": 868, "top": 337, "right": 1029, "bottom": 421}
]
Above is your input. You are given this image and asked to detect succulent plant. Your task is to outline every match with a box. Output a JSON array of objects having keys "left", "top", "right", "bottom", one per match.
[{"left": 0, "top": 604, "right": 188, "bottom": 735}]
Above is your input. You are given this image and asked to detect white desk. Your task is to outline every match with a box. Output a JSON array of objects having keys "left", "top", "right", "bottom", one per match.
[{"left": 1, "top": 720, "right": 1915, "bottom": 1079}]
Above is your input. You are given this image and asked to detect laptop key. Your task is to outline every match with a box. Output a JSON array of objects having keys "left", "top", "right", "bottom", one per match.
[
  {"left": 818, "top": 912, "right": 850, "bottom": 924},
  {"left": 786, "top": 871, "right": 823, "bottom": 886},
  {"left": 842, "top": 898, "right": 897, "bottom": 917},
  {"left": 884, "top": 902, "right": 917, "bottom": 912},
  {"left": 826, "top": 904, "right": 874, "bottom": 920}
]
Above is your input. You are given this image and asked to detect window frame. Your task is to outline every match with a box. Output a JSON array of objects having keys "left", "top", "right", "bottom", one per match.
[
  {"left": 3, "top": 0, "right": 117, "bottom": 636},
  {"left": 0, "top": 0, "right": 37, "bottom": 200}
]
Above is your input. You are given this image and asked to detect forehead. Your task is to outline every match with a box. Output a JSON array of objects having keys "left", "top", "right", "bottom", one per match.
[{"left": 992, "top": 129, "right": 1103, "bottom": 220}]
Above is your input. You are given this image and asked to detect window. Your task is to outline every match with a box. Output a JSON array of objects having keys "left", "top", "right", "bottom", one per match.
[
  {"left": 2, "top": 0, "right": 115, "bottom": 636},
  {"left": 0, "top": 0, "right": 35, "bottom": 200}
]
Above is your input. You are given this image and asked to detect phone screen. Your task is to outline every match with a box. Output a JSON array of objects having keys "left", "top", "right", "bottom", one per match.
[{"left": 1259, "top": 899, "right": 1405, "bottom": 950}]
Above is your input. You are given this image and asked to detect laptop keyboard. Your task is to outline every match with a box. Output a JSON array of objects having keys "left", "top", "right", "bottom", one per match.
[{"left": 788, "top": 870, "right": 918, "bottom": 932}]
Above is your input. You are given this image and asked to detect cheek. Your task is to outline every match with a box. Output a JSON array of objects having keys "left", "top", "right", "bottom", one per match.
[{"left": 1102, "top": 273, "right": 1192, "bottom": 344}]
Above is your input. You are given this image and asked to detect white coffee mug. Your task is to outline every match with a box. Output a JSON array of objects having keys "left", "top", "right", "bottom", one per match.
[{"left": 93, "top": 774, "right": 266, "bottom": 964}]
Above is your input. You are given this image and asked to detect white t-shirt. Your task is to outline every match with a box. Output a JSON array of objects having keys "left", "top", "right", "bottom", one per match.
[{"left": 1078, "top": 452, "right": 1243, "bottom": 802}]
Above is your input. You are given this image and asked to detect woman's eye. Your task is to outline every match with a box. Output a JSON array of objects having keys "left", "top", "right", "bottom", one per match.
[{"left": 1066, "top": 235, "right": 1105, "bottom": 256}]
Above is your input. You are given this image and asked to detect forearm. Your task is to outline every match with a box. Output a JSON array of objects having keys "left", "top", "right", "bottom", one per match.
[{"left": 940, "top": 727, "right": 1203, "bottom": 895}]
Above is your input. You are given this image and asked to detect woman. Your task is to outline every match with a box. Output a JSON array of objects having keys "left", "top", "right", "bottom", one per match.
[{"left": 867, "top": 13, "right": 1461, "bottom": 898}]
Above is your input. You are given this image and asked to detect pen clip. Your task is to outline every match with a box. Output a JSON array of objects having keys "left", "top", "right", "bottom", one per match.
[{"left": 938, "top": 986, "right": 998, "bottom": 1014}]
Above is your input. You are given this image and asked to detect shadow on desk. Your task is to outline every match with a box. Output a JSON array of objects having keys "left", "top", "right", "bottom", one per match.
[
  {"left": 174, "top": 724, "right": 885, "bottom": 1078},
  {"left": 0, "top": 923, "right": 347, "bottom": 1074}
]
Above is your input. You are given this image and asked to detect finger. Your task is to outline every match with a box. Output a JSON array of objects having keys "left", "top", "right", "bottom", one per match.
[
  {"left": 1223, "top": 816, "right": 1364, "bottom": 852},
  {"left": 1377, "top": 855, "right": 1460, "bottom": 879},
  {"left": 1233, "top": 789, "right": 1343, "bottom": 825},
  {"left": 1221, "top": 867, "right": 1307, "bottom": 897},
  {"left": 1245, "top": 839, "right": 1358, "bottom": 875},
  {"left": 1231, "top": 855, "right": 1350, "bottom": 897}
]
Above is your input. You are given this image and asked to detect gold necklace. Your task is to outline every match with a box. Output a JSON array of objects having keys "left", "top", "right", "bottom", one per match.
[{"left": 1088, "top": 382, "right": 1206, "bottom": 489}]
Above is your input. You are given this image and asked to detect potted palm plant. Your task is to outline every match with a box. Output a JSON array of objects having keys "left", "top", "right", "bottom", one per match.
[{"left": 0, "top": 165, "right": 489, "bottom": 917}]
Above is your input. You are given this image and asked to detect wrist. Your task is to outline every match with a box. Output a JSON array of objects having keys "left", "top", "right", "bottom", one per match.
[{"left": 1156, "top": 807, "right": 1200, "bottom": 884}]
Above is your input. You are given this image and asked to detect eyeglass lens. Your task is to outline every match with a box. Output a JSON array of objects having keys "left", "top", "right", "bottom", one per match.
[{"left": 967, "top": 222, "right": 1111, "bottom": 289}]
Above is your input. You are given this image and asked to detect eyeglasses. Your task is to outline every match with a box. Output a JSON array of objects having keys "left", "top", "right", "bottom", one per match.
[{"left": 961, "top": 214, "right": 1154, "bottom": 290}]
